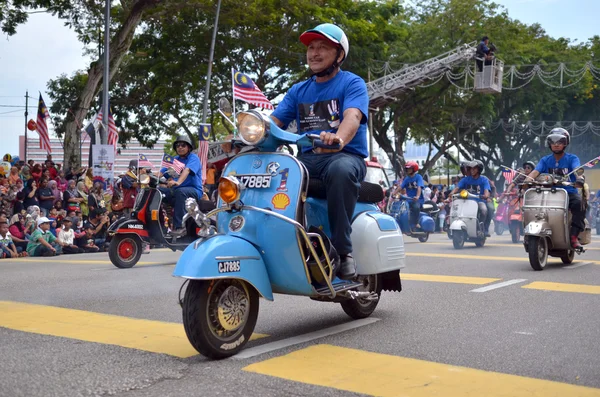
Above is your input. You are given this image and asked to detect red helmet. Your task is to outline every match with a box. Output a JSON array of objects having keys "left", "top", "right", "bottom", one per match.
[{"left": 405, "top": 161, "right": 419, "bottom": 172}]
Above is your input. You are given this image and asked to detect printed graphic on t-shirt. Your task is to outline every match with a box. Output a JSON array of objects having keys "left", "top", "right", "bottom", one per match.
[
  {"left": 405, "top": 181, "right": 419, "bottom": 189},
  {"left": 298, "top": 99, "right": 341, "bottom": 132},
  {"left": 548, "top": 167, "right": 569, "bottom": 176},
  {"left": 465, "top": 184, "right": 482, "bottom": 195}
]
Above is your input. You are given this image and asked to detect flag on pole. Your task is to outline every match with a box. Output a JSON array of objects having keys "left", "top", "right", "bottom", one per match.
[
  {"left": 161, "top": 154, "right": 185, "bottom": 174},
  {"left": 584, "top": 155, "right": 600, "bottom": 168},
  {"left": 198, "top": 124, "right": 211, "bottom": 184},
  {"left": 81, "top": 111, "right": 102, "bottom": 143},
  {"left": 502, "top": 167, "right": 517, "bottom": 184},
  {"left": 36, "top": 94, "right": 52, "bottom": 153},
  {"left": 97, "top": 108, "right": 119, "bottom": 147},
  {"left": 138, "top": 153, "right": 153, "bottom": 168},
  {"left": 232, "top": 69, "right": 274, "bottom": 110}
]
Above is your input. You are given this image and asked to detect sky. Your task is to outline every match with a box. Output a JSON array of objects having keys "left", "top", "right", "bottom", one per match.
[{"left": 1, "top": 0, "right": 598, "bottom": 157}]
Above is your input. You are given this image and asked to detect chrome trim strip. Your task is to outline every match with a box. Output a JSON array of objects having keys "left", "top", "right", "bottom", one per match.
[
  {"left": 175, "top": 276, "right": 273, "bottom": 301},
  {"left": 215, "top": 256, "right": 261, "bottom": 261}
]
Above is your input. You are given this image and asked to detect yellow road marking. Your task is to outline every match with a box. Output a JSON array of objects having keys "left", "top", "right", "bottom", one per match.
[
  {"left": 11, "top": 259, "right": 169, "bottom": 266},
  {"left": 402, "top": 273, "right": 500, "bottom": 285},
  {"left": 244, "top": 344, "right": 600, "bottom": 397},
  {"left": 523, "top": 281, "right": 600, "bottom": 295},
  {"left": 406, "top": 252, "right": 600, "bottom": 265},
  {"left": 0, "top": 301, "right": 267, "bottom": 358}
]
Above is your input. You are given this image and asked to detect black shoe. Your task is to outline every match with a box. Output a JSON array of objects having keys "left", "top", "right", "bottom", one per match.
[{"left": 338, "top": 254, "right": 357, "bottom": 280}]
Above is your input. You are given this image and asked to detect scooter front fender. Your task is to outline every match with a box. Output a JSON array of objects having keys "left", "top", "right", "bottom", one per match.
[
  {"left": 450, "top": 219, "right": 467, "bottom": 232},
  {"left": 173, "top": 234, "right": 273, "bottom": 301},
  {"left": 524, "top": 220, "right": 548, "bottom": 236}
]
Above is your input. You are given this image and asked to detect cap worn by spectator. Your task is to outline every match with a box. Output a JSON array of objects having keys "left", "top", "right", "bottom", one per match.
[{"left": 37, "top": 217, "right": 51, "bottom": 226}]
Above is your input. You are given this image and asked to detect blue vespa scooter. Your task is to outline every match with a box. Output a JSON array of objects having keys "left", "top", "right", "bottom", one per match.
[
  {"left": 174, "top": 100, "right": 406, "bottom": 359},
  {"left": 388, "top": 194, "right": 437, "bottom": 242}
]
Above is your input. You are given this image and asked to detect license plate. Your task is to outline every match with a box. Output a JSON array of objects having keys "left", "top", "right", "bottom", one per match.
[{"left": 237, "top": 174, "right": 272, "bottom": 188}]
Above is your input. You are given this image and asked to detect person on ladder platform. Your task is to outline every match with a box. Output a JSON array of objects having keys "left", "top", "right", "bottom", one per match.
[{"left": 476, "top": 36, "right": 494, "bottom": 72}]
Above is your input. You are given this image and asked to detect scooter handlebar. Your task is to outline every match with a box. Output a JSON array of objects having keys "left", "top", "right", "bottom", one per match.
[{"left": 306, "top": 134, "right": 341, "bottom": 150}]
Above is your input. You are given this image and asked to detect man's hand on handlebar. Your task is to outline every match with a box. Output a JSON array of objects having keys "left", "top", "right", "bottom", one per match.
[{"left": 314, "top": 131, "right": 344, "bottom": 154}]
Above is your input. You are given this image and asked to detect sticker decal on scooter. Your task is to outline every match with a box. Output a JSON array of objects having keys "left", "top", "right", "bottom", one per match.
[
  {"left": 276, "top": 168, "right": 289, "bottom": 192},
  {"left": 272, "top": 193, "right": 290, "bottom": 210},
  {"left": 229, "top": 215, "right": 245, "bottom": 232},
  {"left": 218, "top": 260, "right": 241, "bottom": 273},
  {"left": 266, "top": 162, "right": 280, "bottom": 176},
  {"left": 252, "top": 157, "right": 262, "bottom": 169},
  {"left": 127, "top": 224, "right": 144, "bottom": 229}
]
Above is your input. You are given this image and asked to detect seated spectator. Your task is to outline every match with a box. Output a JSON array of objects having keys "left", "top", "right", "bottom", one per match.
[
  {"left": 23, "top": 179, "right": 39, "bottom": 209},
  {"left": 0, "top": 221, "right": 19, "bottom": 258},
  {"left": 85, "top": 209, "right": 110, "bottom": 250},
  {"left": 58, "top": 218, "right": 83, "bottom": 254},
  {"left": 15, "top": 179, "right": 24, "bottom": 192},
  {"left": 49, "top": 180, "right": 62, "bottom": 205},
  {"left": 8, "top": 166, "right": 20, "bottom": 185},
  {"left": 9, "top": 214, "right": 29, "bottom": 253},
  {"left": 37, "top": 177, "right": 55, "bottom": 216},
  {"left": 75, "top": 224, "right": 100, "bottom": 253},
  {"left": 26, "top": 217, "right": 66, "bottom": 257}
]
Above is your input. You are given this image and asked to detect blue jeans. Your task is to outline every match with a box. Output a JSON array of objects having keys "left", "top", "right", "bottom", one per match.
[
  {"left": 299, "top": 152, "right": 366, "bottom": 256},
  {"left": 158, "top": 186, "right": 201, "bottom": 228}
]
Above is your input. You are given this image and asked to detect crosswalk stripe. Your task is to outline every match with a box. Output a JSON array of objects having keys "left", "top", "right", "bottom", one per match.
[
  {"left": 401, "top": 273, "right": 500, "bottom": 285},
  {"left": 406, "top": 252, "right": 600, "bottom": 265},
  {"left": 0, "top": 301, "right": 267, "bottom": 357},
  {"left": 244, "top": 344, "right": 600, "bottom": 396},
  {"left": 522, "top": 281, "right": 600, "bottom": 295}
]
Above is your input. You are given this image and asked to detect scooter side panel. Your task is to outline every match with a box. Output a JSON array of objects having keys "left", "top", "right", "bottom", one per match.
[
  {"left": 217, "top": 153, "right": 314, "bottom": 296},
  {"left": 450, "top": 199, "right": 479, "bottom": 236},
  {"left": 418, "top": 214, "right": 436, "bottom": 232},
  {"left": 523, "top": 188, "right": 569, "bottom": 249},
  {"left": 305, "top": 198, "right": 379, "bottom": 238},
  {"left": 173, "top": 234, "right": 274, "bottom": 301}
]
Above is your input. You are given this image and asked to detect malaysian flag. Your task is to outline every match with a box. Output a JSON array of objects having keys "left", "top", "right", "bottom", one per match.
[
  {"left": 36, "top": 94, "right": 52, "bottom": 153},
  {"left": 138, "top": 153, "right": 153, "bottom": 168},
  {"left": 584, "top": 155, "right": 600, "bottom": 168},
  {"left": 232, "top": 69, "right": 274, "bottom": 110},
  {"left": 161, "top": 154, "right": 185, "bottom": 174},
  {"left": 97, "top": 108, "right": 119, "bottom": 148},
  {"left": 502, "top": 167, "right": 517, "bottom": 184},
  {"left": 198, "top": 124, "right": 210, "bottom": 184}
]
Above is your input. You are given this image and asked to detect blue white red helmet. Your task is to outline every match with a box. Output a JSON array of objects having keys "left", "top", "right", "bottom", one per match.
[{"left": 300, "top": 23, "right": 349, "bottom": 63}]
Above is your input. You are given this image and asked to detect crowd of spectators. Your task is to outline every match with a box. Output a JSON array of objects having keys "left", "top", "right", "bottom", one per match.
[{"left": 0, "top": 154, "right": 121, "bottom": 258}]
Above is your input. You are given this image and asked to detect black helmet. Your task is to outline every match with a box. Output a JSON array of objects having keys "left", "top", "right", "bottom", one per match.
[
  {"left": 523, "top": 161, "right": 535, "bottom": 170},
  {"left": 173, "top": 134, "right": 194, "bottom": 151},
  {"left": 469, "top": 160, "right": 484, "bottom": 174},
  {"left": 546, "top": 128, "right": 570, "bottom": 153},
  {"left": 128, "top": 159, "right": 138, "bottom": 170}
]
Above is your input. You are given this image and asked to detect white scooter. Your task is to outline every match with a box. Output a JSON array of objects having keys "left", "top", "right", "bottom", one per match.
[{"left": 448, "top": 190, "right": 487, "bottom": 249}]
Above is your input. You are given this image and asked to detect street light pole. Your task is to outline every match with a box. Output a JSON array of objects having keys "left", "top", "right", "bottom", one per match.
[
  {"left": 101, "top": 0, "right": 110, "bottom": 144},
  {"left": 201, "top": 0, "right": 222, "bottom": 125}
]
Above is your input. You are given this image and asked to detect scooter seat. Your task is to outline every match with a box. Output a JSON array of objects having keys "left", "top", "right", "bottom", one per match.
[{"left": 307, "top": 178, "right": 384, "bottom": 204}]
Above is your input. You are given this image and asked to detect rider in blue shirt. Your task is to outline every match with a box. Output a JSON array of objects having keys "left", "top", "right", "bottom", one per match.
[
  {"left": 526, "top": 128, "right": 585, "bottom": 249},
  {"left": 400, "top": 161, "right": 424, "bottom": 230},
  {"left": 271, "top": 23, "right": 369, "bottom": 280},
  {"left": 451, "top": 160, "right": 494, "bottom": 236},
  {"left": 159, "top": 135, "right": 203, "bottom": 236}
]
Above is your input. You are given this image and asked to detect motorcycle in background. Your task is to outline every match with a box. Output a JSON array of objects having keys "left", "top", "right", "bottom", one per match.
[
  {"left": 505, "top": 192, "right": 523, "bottom": 243},
  {"left": 493, "top": 199, "right": 509, "bottom": 235},
  {"left": 388, "top": 194, "right": 437, "bottom": 242}
]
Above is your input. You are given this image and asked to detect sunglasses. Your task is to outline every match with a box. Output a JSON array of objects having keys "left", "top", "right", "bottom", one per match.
[{"left": 175, "top": 143, "right": 189, "bottom": 148}]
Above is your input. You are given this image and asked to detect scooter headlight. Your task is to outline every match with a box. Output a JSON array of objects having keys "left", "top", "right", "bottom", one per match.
[
  {"left": 218, "top": 176, "right": 241, "bottom": 204},
  {"left": 459, "top": 190, "right": 469, "bottom": 199},
  {"left": 139, "top": 174, "right": 150, "bottom": 185},
  {"left": 237, "top": 110, "right": 268, "bottom": 145}
]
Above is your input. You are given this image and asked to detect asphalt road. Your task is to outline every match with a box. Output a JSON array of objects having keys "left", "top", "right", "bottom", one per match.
[{"left": 1, "top": 231, "right": 600, "bottom": 397}]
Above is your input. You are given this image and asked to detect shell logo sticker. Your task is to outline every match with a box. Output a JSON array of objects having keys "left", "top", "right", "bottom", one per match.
[{"left": 271, "top": 193, "right": 290, "bottom": 210}]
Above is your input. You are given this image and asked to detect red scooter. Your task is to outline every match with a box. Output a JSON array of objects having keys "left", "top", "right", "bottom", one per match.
[
  {"left": 494, "top": 199, "right": 509, "bottom": 235},
  {"left": 506, "top": 192, "right": 523, "bottom": 243}
]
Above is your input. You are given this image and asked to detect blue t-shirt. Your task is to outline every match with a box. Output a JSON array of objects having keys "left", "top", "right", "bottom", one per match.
[
  {"left": 401, "top": 174, "right": 424, "bottom": 202},
  {"left": 457, "top": 176, "right": 491, "bottom": 202},
  {"left": 534, "top": 153, "right": 580, "bottom": 194},
  {"left": 160, "top": 153, "right": 203, "bottom": 196},
  {"left": 272, "top": 70, "right": 369, "bottom": 158}
]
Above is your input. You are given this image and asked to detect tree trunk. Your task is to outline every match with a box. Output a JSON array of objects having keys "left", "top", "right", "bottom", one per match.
[{"left": 62, "top": 0, "right": 161, "bottom": 172}]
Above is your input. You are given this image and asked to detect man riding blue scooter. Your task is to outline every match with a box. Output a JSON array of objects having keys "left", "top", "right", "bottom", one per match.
[
  {"left": 270, "top": 23, "right": 369, "bottom": 280},
  {"left": 400, "top": 161, "right": 424, "bottom": 231}
]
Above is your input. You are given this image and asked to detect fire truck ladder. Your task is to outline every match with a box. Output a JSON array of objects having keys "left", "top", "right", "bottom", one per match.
[{"left": 367, "top": 41, "right": 477, "bottom": 110}]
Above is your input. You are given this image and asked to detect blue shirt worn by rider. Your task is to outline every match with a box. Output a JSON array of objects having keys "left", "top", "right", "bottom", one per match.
[
  {"left": 457, "top": 176, "right": 491, "bottom": 203},
  {"left": 272, "top": 70, "right": 369, "bottom": 158},
  {"left": 534, "top": 153, "right": 580, "bottom": 194},
  {"left": 159, "top": 153, "right": 203, "bottom": 196},
  {"left": 401, "top": 174, "right": 424, "bottom": 203}
]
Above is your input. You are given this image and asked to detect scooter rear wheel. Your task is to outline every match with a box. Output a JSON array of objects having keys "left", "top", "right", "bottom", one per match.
[
  {"left": 109, "top": 234, "right": 143, "bottom": 268},
  {"left": 528, "top": 236, "right": 548, "bottom": 271},
  {"left": 418, "top": 233, "right": 429, "bottom": 243},
  {"left": 494, "top": 222, "right": 505, "bottom": 236},
  {"left": 182, "top": 279, "right": 259, "bottom": 359},
  {"left": 510, "top": 223, "right": 521, "bottom": 243},
  {"left": 560, "top": 250, "right": 575, "bottom": 264},
  {"left": 340, "top": 275, "right": 380, "bottom": 319}
]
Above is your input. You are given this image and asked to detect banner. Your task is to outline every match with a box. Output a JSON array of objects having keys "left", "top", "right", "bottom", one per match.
[{"left": 92, "top": 144, "right": 115, "bottom": 193}]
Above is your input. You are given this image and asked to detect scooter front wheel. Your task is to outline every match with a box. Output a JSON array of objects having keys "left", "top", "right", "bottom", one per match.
[
  {"left": 109, "top": 234, "right": 143, "bottom": 268},
  {"left": 182, "top": 279, "right": 259, "bottom": 359},
  {"left": 560, "top": 250, "right": 575, "bottom": 264},
  {"left": 528, "top": 236, "right": 548, "bottom": 271},
  {"left": 340, "top": 274, "right": 380, "bottom": 319},
  {"left": 494, "top": 222, "right": 505, "bottom": 236},
  {"left": 510, "top": 223, "right": 521, "bottom": 243},
  {"left": 452, "top": 231, "right": 465, "bottom": 249}
]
